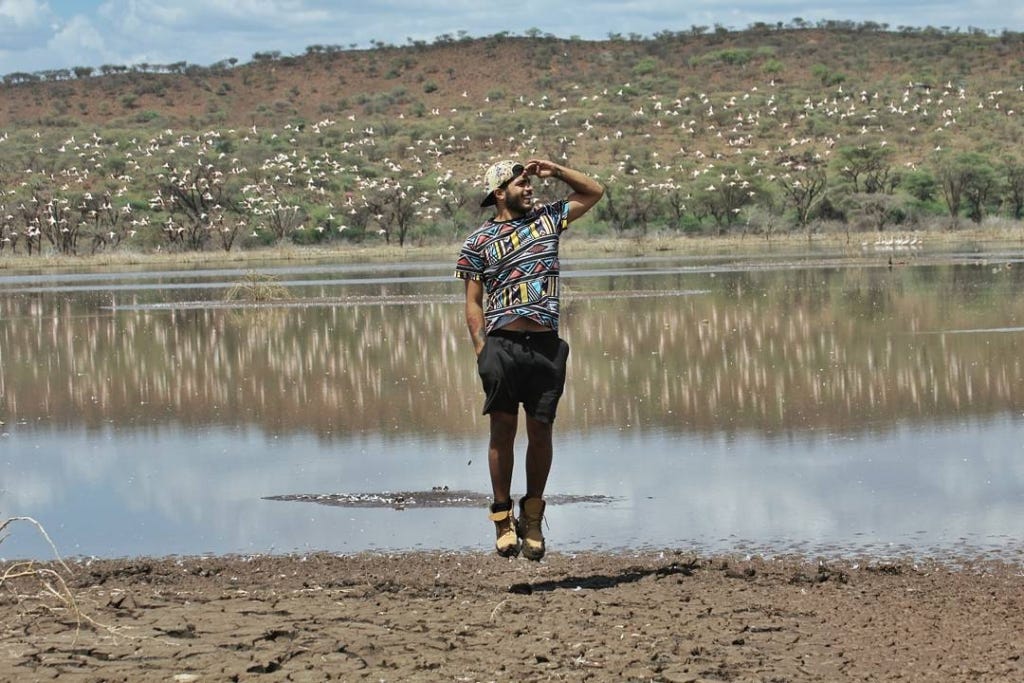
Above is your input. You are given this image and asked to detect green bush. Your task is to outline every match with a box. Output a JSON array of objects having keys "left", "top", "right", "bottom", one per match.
[
  {"left": 691, "top": 48, "right": 754, "bottom": 67},
  {"left": 134, "top": 110, "right": 161, "bottom": 123},
  {"left": 633, "top": 57, "right": 659, "bottom": 76}
]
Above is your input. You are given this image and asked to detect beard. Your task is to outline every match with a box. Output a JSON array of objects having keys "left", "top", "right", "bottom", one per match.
[{"left": 509, "top": 193, "right": 534, "bottom": 214}]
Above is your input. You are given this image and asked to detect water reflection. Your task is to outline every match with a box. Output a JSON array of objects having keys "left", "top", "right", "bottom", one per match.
[{"left": 1, "top": 256, "right": 1023, "bottom": 560}]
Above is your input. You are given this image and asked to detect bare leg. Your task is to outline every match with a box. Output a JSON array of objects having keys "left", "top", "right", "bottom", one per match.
[
  {"left": 524, "top": 416, "right": 553, "bottom": 499},
  {"left": 488, "top": 411, "right": 518, "bottom": 504}
]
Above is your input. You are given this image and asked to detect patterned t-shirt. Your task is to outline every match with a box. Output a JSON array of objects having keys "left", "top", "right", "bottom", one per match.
[{"left": 454, "top": 200, "right": 570, "bottom": 334}]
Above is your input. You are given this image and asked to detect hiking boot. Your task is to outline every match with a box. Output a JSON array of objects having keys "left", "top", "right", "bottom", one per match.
[
  {"left": 489, "top": 502, "right": 520, "bottom": 558},
  {"left": 517, "top": 496, "right": 546, "bottom": 561}
]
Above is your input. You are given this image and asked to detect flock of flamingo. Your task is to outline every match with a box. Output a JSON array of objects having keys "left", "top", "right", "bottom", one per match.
[{"left": 1, "top": 48, "right": 1022, "bottom": 253}]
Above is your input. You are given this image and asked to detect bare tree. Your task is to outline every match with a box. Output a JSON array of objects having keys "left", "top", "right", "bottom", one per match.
[
  {"left": 362, "top": 177, "right": 423, "bottom": 246},
  {"left": 938, "top": 152, "right": 995, "bottom": 226},
  {"left": 1004, "top": 158, "right": 1024, "bottom": 220},
  {"left": 846, "top": 192, "right": 905, "bottom": 234},
  {"left": 152, "top": 159, "right": 236, "bottom": 251},
  {"left": 74, "top": 191, "right": 132, "bottom": 254},
  {"left": 212, "top": 214, "right": 244, "bottom": 252},
  {"left": 595, "top": 183, "right": 659, "bottom": 235},
  {"left": 835, "top": 145, "right": 896, "bottom": 194},
  {"left": 36, "top": 195, "right": 77, "bottom": 254},
  {"left": 693, "top": 168, "right": 760, "bottom": 234},
  {"left": 240, "top": 181, "right": 305, "bottom": 243},
  {"left": 434, "top": 172, "right": 471, "bottom": 238},
  {"left": 0, "top": 194, "right": 32, "bottom": 254},
  {"left": 663, "top": 186, "right": 689, "bottom": 231},
  {"left": 337, "top": 193, "right": 374, "bottom": 242},
  {"left": 775, "top": 163, "right": 828, "bottom": 235}
]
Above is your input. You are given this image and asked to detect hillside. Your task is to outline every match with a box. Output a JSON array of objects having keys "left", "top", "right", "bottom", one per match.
[{"left": 1, "top": 27, "right": 1024, "bottom": 255}]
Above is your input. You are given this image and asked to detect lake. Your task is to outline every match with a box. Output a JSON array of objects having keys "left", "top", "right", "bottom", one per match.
[{"left": 2, "top": 244, "right": 1024, "bottom": 562}]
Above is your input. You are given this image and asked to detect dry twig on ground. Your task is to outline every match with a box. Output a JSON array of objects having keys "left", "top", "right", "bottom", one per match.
[{"left": 0, "top": 516, "right": 118, "bottom": 642}]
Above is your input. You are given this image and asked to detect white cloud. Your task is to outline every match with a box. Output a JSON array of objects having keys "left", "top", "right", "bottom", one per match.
[
  {"left": 1, "top": 0, "right": 1023, "bottom": 76},
  {"left": 0, "top": 0, "right": 57, "bottom": 52},
  {"left": 46, "top": 14, "right": 108, "bottom": 67},
  {"left": 0, "top": 0, "right": 46, "bottom": 23},
  {"left": 78, "top": 0, "right": 341, "bottom": 68}
]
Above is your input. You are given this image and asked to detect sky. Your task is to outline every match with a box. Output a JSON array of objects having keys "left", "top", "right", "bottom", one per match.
[{"left": 1, "top": 0, "right": 1022, "bottom": 76}]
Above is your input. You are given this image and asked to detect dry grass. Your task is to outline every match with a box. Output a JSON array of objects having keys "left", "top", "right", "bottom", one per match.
[
  {"left": 0, "top": 243, "right": 443, "bottom": 271},
  {"left": 0, "top": 227, "right": 1022, "bottom": 275},
  {"left": 0, "top": 517, "right": 69, "bottom": 571},
  {"left": 563, "top": 227, "right": 1024, "bottom": 259},
  {"left": 0, "top": 516, "right": 128, "bottom": 643},
  {"left": 0, "top": 517, "right": 89, "bottom": 640},
  {"left": 223, "top": 270, "right": 293, "bottom": 302}
]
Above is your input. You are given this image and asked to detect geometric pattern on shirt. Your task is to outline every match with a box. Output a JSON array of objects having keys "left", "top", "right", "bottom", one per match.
[{"left": 454, "top": 200, "right": 569, "bottom": 334}]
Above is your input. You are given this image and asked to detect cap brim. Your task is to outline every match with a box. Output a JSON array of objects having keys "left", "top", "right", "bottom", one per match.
[{"left": 480, "top": 192, "right": 496, "bottom": 207}]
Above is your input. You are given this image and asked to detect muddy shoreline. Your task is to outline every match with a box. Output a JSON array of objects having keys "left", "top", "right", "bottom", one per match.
[{"left": 3, "top": 550, "right": 1022, "bottom": 681}]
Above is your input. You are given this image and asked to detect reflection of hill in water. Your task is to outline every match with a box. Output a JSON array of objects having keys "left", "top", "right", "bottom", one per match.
[{"left": 1, "top": 262, "right": 1022, "bottom": 437}]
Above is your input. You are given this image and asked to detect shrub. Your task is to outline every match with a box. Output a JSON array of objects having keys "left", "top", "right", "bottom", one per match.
[
  {"left": 633, "top": 57, "right": 659, "bottom": 76},
  {"left": 224, "top": 272, "right": 292, "bottom": 302}
]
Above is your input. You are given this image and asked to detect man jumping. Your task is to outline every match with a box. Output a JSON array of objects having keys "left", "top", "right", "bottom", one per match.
[{"left": 454, "top": 158, "right": 603, "bottom": 560}]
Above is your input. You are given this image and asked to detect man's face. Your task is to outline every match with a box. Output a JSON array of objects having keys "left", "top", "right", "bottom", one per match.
[{"left": 498, "top": 172, "right": 533, "bottom": 214}]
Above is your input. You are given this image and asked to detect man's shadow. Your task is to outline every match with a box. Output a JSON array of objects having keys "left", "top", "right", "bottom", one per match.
[{"left": 508, "top": 559, "right": 699, "bottom": 594}]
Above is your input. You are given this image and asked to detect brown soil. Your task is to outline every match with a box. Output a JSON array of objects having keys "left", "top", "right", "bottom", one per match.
[{"left": 2, "top": 551, "right": 1022, "bottom": 681}]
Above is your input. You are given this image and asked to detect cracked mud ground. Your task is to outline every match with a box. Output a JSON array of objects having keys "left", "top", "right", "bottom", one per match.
[{"left": 2, "top": 551, "right": 1022, "bottom": 681}]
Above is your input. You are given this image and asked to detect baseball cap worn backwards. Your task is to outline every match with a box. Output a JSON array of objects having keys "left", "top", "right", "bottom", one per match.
[{"left": 481, "top": 160, "right": 525, "bottom": 207}]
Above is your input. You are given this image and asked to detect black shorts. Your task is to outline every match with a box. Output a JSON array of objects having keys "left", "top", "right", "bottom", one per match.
[{"left": 477, "top": 329, "right": 570, "bottom": 423}]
